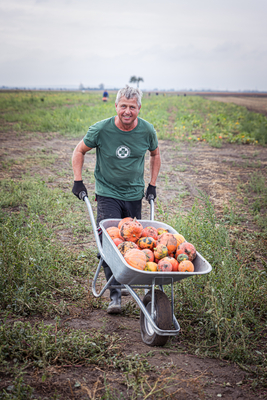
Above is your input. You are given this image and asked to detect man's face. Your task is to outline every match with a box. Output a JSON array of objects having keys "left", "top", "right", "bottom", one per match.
[{"left": 115, "top": 96, "right": 141, "bottom": 127}]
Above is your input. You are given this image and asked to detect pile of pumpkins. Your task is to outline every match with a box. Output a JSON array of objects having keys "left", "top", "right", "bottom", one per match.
[{"left": 106, "top": 217, "right": 196, "bottom": 273}]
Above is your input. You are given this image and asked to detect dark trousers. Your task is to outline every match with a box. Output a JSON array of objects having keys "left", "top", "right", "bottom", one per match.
[{"left": 96, "top": 194, "right": 142, "bottom": 298}]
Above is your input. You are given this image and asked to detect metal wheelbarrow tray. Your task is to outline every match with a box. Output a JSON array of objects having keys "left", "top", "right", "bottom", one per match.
[
  {"left": 83, "top": 195, "right": 212, "bottom": 347},
  {"left": 100, "top": 218, "right": 211, "bottom": 285}
]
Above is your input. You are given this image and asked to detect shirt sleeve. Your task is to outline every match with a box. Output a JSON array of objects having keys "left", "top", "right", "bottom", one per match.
[
  {"left": 148, "top": 124, "right": 158, "bottom": 152},
  {"left": 83, "top": 123, "right": 100, "bottom": 148}
]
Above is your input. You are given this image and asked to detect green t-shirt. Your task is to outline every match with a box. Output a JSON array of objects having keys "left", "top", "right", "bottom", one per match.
[{"left": 83, "top": 116, "right": 158, "bottom": 201}]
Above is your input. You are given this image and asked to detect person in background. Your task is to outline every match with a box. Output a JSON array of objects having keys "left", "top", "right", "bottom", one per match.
[
  {"left": 72, "top": 85, "right": 161, "bottom": 314},
  {"left": 102, "top": 90, "right": 109, "bottom": 102}
]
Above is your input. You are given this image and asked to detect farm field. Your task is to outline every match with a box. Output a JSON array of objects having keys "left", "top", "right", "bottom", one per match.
[{"left": 0, "top": 91, "right": 267, "bottom": 399}]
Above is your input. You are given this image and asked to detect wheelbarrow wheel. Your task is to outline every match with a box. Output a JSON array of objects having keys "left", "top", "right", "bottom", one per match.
[{"left": 140, "top": 289, "right": 172, "bottom": 346}]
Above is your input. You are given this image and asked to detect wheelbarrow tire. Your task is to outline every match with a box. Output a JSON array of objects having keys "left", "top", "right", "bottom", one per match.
[{"left": 140, "top": 289, "right": 172, "bottom": 347}]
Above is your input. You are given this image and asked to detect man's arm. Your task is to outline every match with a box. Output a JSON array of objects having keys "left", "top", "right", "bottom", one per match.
[
  {"left": 149, "top": 146, "right": 161, "bottom": 186},
  {"left": 72, "top": 140, "right": 92, "bottom": 199},
  {"left": 145, "top": 146, "right": 161, "bottom": 201},
  {"left": 72, "top": 140, "right": 92, "bottom": 180}
]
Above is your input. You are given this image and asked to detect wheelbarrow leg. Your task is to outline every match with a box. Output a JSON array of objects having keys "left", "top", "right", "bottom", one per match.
[{"left": 92, "top": 257, "right": 114, "bottom": 298}]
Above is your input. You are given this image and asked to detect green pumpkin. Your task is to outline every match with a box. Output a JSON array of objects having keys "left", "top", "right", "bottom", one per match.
[{"left": 177, "top": 253, "right": 189, "bottom": 263}]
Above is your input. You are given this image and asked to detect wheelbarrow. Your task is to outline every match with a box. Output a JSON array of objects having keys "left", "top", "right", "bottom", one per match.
[{"left": 81, "top": 192, "right": 212, "bottom": 346}]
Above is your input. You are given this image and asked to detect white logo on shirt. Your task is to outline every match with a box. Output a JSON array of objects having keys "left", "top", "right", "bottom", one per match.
[{"left": 116, "top": 145, "right": 131, "bottom": 159}]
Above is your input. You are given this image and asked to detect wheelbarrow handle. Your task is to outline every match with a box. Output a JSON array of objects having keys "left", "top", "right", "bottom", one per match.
[
  {"left": 149, "top": 196, "right": 155, "bottom": 221},
  {"left": 79, "top": 191, "right": 87, "bottom": 201}
]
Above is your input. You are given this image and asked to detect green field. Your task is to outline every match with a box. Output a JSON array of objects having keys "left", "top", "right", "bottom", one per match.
[
  {"left": 1, "top": 91, "right": 266, "bottom": 144},
  {"left": 0, "top": 91, "right": 267, "bottom": 398}
]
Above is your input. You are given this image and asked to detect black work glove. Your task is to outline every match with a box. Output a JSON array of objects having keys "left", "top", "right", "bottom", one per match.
[
  {"left": 145, "top": 183, "right": 156, "bottom": 202},
  {"left": 72, "top": 180, "right": 88, "bottom": 200}
]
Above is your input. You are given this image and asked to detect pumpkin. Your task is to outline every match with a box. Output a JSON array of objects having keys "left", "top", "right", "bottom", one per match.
[
  {"left": 173, "top": 233, "right": 186, "bottom": 248},
  {"left": 176, "top": 242, "right": 196, "bottom": 262},
  {"left": 144, "top": 262, "right": 158, "bottom": 272},
  {"left": 142, "top": 249, "right": 154, "bottom": 262},
  {"left": 157, "top": 227, "right": 169, "bottom": 236},
  {"left": 140, "top": 226, "right": 158, "bottom": 240},
  {"left": 178, "top": 260, "right": 194, "bottom": 272},
  {"left": 176, "top": 253, "right": 189, "bottom": 263},
  {"left": 157, "top": 259, "right": 172, "bottom": 272},
  {"left": 137, "top": 236, "right": 156, "bottom": 250},
  {"left": 119, "top": 217, "right": 143, "bottom": 243},
  {"left": 106, "top": 226, "right": 120, "bottom": 240},
  {"left": 153, "top": 244, "right": 168, "bottom": 260},
  {"left": 113, "top": 237, "right": 124, "bottom": 247},
  {"left": 157, "top": 233, "right": 177, "bottom": 255},
  {"left": 117, "top": 241, "right": 138, "bottom": 256},
  {"left": 118, "top": 217, "right": 133, "bottom": 230},
  {"left": 160, "top": 256, "right": 179, "bottom": 272},
  {"left": 124, "top": 249, "right": 146, "bottom": 270}
]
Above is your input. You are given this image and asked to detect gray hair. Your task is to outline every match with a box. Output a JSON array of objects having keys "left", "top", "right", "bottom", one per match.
[{"left": 115, "top": 85, "right": 143, "bottom": 107}]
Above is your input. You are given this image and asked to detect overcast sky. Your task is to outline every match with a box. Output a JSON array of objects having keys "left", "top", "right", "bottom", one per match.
[{"left": 0, "top": 0, "right": 266, "bottom": 91}]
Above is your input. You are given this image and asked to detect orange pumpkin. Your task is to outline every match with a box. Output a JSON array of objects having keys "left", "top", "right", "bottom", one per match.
[
  {"left": 157, "top": 259, "right": 172, "bottom": 272},
  {"left": 173, "top": 233, "right": 186, "bottom": 248},
  {"left": 144, "top": 262, "right": 158, "bottom": 272},
  {"left": 140, "top": 226, "right": 158, "bottom": 240},
  {"left": 106, "top": 226, "right": 120, "bottom": 240},
  {"left": 157, "top": 233, "right": 177, "bottom": 255},
  {"left": 117, "top": 241, "right": 138, "bottom": 256},
  {"left": 118, "top": 217, "right": 133, "bottom": 230},
  {"left": 113, "top": 238, "right": 124, "bottom": 247},
  {"left": 124, "top": 249, "right": 147, "bottom": 270},
  {"left": 176, "top": 242, "right": 196, "bottom": 262},
  {"left": 160, "top": 256, "right": 179, "bottom": 272},
  {"left": 153, "top": 244, "right": 168, "bottom": 260},
  {"left": 137, "top": 236, "right": 156, "bottom": 250},
  {"left": 178, "top": 260, "right": 194, "bottom": 272},
  {"left": 119, "top": 218, "right": 143, "bottom": 243},
  {"left": 142, "top": 249, "right": 154, "bottom": 262}
]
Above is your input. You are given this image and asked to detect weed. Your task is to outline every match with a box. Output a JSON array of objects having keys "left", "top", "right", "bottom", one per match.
[
  {"left": 162, "top": 192, "right": 267, "bottom": 385},
  {"left": 0, "top": 319, "right": 123, "bottom": 368}
]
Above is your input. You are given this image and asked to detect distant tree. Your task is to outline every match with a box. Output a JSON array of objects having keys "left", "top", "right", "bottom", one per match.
[
  {"left": 79, "top": 83, "right": 84, "bottom": 91},
  {"left": 136, "top": 77, "right": 144, "bottom": 88},
  {"left": 129, "top": 76, "right": 144, "bottom": 88},
  {"left": 99, "top": 83, "right": 104, "bottom": 90},
  {"left": 129, "top": 76, "right": 137, "bottom": 86}
]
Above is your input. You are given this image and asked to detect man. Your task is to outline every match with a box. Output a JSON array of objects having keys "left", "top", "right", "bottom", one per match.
[{"left": 72, "top": 85, "right": 161, "bottom": 314}]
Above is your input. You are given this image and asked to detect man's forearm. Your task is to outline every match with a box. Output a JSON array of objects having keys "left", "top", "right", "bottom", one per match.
[
  {"left": 150, "top": 153, "right": 161, "bottom": 186},
  {"left": 72, "top": 140, "right": 92, "bottom": 181},
  {"left": 72, "top": 151, "right": 84, "bottom": 181},
  {"left": 72, "top": 142, "right": 85, "bottom": 181}
]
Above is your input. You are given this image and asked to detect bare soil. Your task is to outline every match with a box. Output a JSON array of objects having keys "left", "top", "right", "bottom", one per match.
[
  {"left": 205, "top": 95, "right": 267, "bottom": 116},
  {"left": 1, "top": 96, "right": 267, "bottom": 399}
]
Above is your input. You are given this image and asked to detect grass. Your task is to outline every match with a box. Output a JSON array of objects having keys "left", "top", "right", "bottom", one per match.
[
  {"left": 0, "top": 178, "right": 96, "bottom": 316},
  {"left": 0, "top": 91, "right": 267, "bottom": 398},
  {"left": 1, "top": 91, "right": 266, "bottom": 144},
  {"left": 158, "top": 192, "right": 267, "bottom": 389}
]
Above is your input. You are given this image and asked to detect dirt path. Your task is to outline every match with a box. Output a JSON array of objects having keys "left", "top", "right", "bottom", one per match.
[
  {"left": 1, "top": 97, "right": 267, "bottom": 399},
  {"left": 205, "top": 96, "right": 267, "bottom": 116}
]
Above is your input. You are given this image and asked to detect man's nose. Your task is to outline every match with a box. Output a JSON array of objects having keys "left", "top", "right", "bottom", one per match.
[{"left": 124, "top": 107, "right": 131, "bottom": 114}]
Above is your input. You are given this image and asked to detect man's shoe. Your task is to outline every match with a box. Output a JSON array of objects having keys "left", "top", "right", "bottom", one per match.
[
  {"left": 121, "top": 288, "right": 130, "bottom": 296},
  {"left": 107, "top": 299, "right": 121, "bottom": 314}
]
